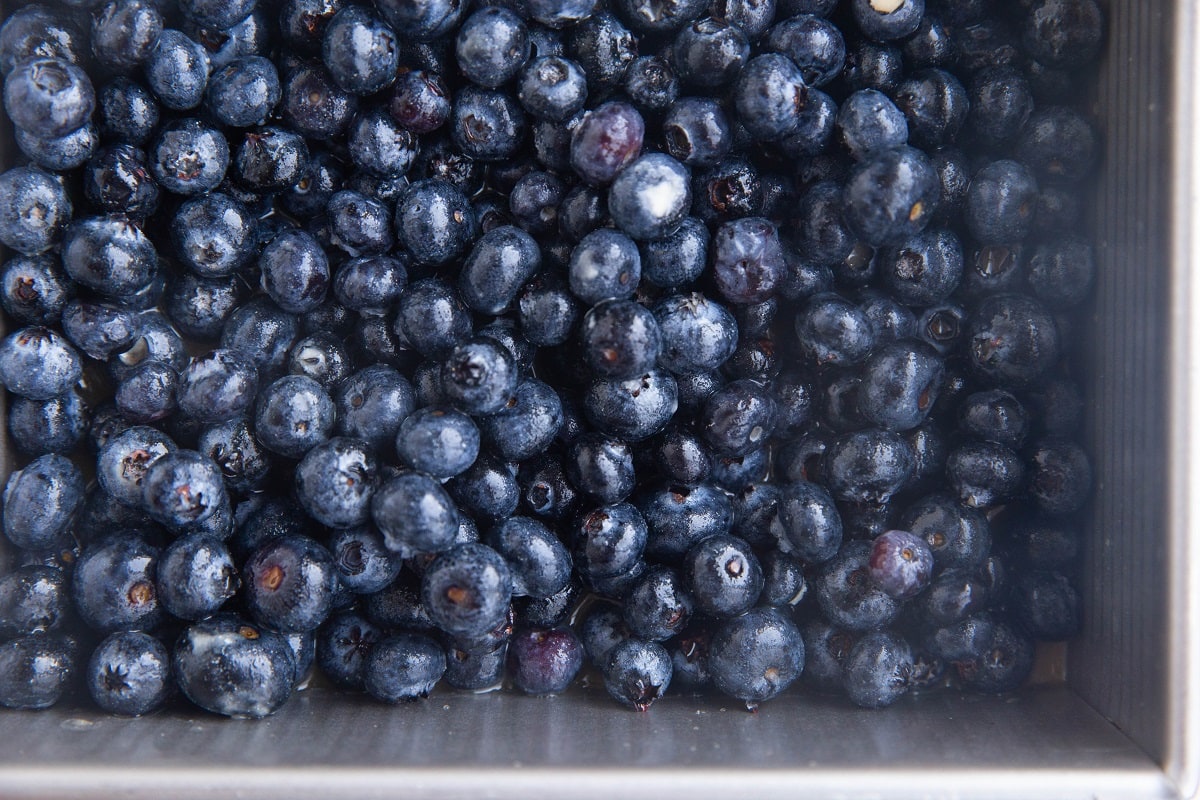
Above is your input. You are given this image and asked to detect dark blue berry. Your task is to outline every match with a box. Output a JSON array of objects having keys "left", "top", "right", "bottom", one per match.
[
  {"left": 174, "top": 614, "right": 295, "bottom": 718},
  {"left": 708, "top": 607, "right": 804, "bottom": 706}
]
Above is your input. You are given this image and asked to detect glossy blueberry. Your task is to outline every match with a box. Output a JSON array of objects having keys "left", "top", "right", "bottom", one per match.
[
  {"left": 698, "top": 379, "right": 777, "bottom": 458},
  {"left": 1027, "top": 439, "right": 1092, "bottom": 517},
  {"left": 897, "top": 493, "right": 990, "bottom": 573},
  {"left": 710, "top": 217, "right": 784, "bottom": 305},
  {"left": 835, "top": 90, "right": 907, "bottom": 160},
  {"left": 114, "top": 360, "right": 177, "bottom": 423},
  {"left": 81, "top": 145, "right": 159, "bottom": 221},
  {"left": 958, "top": 390, "right": 1029, "bottom": 449},
  {"left": 684, "top": 534, "right": 762, "bottom": 618},
  {"left": 843, "top": 146, "right": 939, "bottom": 247},
  {"left": 708, "top": 607, "right": 804, "bottom": 706},
  {"left": 257, "top": 229, "right": 329, "bottom": 314},
  {"left": 487, "top": 516, "right": 573, "bottom": 600},
  {"left": 204, "top": 55, "right": 279, "bottom": 127},
  {"left": 814, "top": 541, "right": 901, "bottom": 632},
  {"left": 576, "top": 299, "right": 659, "bottom": 379},
  {"left": 775, "top": 480, "right": 842, "bottom": 563},
  {"left": 4, "top": 57, "right": 93, "bottom": 139},
  {"left": 371, "top": 471, "right": 460, "bottom": 556},
  {"left": 562, "top": 434, "right": 632, "bottom": 505},
  {"left": 4, "top": 456, "right": 83, "bottom": 556},
  {"left": 0, "top": 254, "right": 69, "bottom": 326},
  {"left": 967, "top": 294, "right": 1060, "bottom": 388},
  {"left": 0, "top": 634, "right": 73, "bottom": 709},
  {"left": 221, "top": 298, "right": 299, "bottom": 380},
  {"left": 760, "top": 551, "right": 808, "bottom": 609},
  {"left": 691, "top": 156, "right": 763, "bottom": 225},
  {"left": 567, "top": 228, "right": 641, "bottom": 304},
  {"left": 293, "top": 437, "right": 377, "bottom": 529},
  {"left": 571, "top": 502, "right": 648, "bottom": 582},
  {"left": 0, "top": 565, "right": 66, "bottom": 639},
  {"left": 476, "top": 379, "right": 562, "bottom": 464},
  {"left": 0, "top": 166, "right": 71, "bottom": 256},
  {"left": 175, "top": 349, "right": 258, "bottom": 424},
  {"left": 319, "top": 6, "right": 399, "bottom": 96},
  {"left": 1022, "top": 0, "right": 1103, "bottom": 69},
  {"left": 947, "top": 440, "right": 1026, "bottom": 510},
  {"left": 584, "top": 369, "right": 679, "bottom": 442},
  {"left": 395, "top": 179, "right": 477, "bottom": 267},
  {"left": 157, "top": 533, "right": 240, "bottom": 620},
  {"left": 842, "top": 630, "right": 912, "bottom": 708},
  {"left": 421, "top": 543, "right": 513, "bottom": 638},
  {"left": 734, "top": 54, "right": 806, "bottom": 141},
  {"left": 767, "top": 14, "right": 845, "bottom": 88},
  {"left": 652, "top": 428, "right": 713, "bottom": 486},
  {"left": 327, "top": 526, "right": 401, "bottom": 595},
  {"left": 174, "top": 614, "right": 295, "bottom": 718},
  {"left": 347, "top": 108, "right": 417, "bottom": 178},
  {"left": 568, "top": 12, "right": 637, "bottom": 89},
  {"left": 891, "top": 68, "right": 969, "bottom": 152},
  {"left": 62, "top": 216, "right": 156, "bottom": 300},
  {"left": 455, "top": 6, "right": 529, "bottom": 89},
  {"left": 569, "top": 101, "right": 644, "bottom": 187},
  {"left": 8, "top": 391, "right": 86, "bottom": 456},
  {"left": 284, "top": 331, "right": 350, "bottom": 388},
  {"left": 630, "top": 218, "right": 704, "bottom": 292},
  {"left": 90, "top": 0, "right": 161, "bottom": 71},
  {"left": 179, "top": 0, "right": 255, "bottom": 30},
  {"left": 316, "top": 611, "right": 382, "bottom": 690},
  {"left": 652, "top": 293, "right": 737, "bottom": 376},
  {"left": 72, "top": 532, "right": 162, "bottom": 633},
  {"left": 661, "top": 97, "right": 730, "bottom": 168},
  {"left": 141, "top": 449, "right": 227, "bottom": 532},
  {"left": 623, "top": 565, "right": 693, "bottom": 642},
  {"left": 956, "top": 621, "right": 1034, "bottom": 694},
  {"left": 856, "top": 340, "right": 945, "bottom": 432},
  {"left": 394, "top": 278, "right": 472, "bottom": 359},
  {"left": 1026, "top": 235, "right": 1095, "bottom": 309},
  {"left": 254, "top": 375, "right": 335, "bottom": 459},
  {"left": 281, "top": 63, "right": 358, "bottom": 141},
  {"left": 800, "top": 620, "right": 854, "bottom": 693},
  {"left": 607, "top": 153, "right": 691, "bottom": 241},
  {"left": 507, "top": 626, "right": 583, "bottom": 695},
  {"left": 331, "top": 366, "right": 413, "bottom": 454},
  {"left": 393, "top": 407, "right": 479, "bottom": 480},
  {"left": 149, "top": 118, "right": 229, "bottom": 196},
  {"left": 243, "top": 535, "right": 336, "bottom": 632},
  {"left": 672, "top": 17, "right": 748, "bottom": 89},
  {"left": 879, "top": 228, "right": 963, "bottom": 306},
  {"left": 88, "top": 631, "right": 169, "bottom": 715},
  {"left": 620, "top": 55, "right": 675, "bottom": 112},
  {"left": 144, "top": 29, "right": 209, "bottom": 112},
  {"left": 383, "top": 70, "right": 447, "bottom": 135},
  {"left": 0, "top": 327, "right": 81, "bottom": 401},
  {"left": 171, "top": 193, "right": 257, "bottom": 279},
  {"left": 457, "top": 226, "right": 541, "bottom": 315},
  {"left": 866, "top": 529, "right": 934, "bottom": 600},
  {"left": 603, "top": 638, "right": 671, "bottom": 711},
  {"left": 450, "top": 85, "right": 526, "bottom": 162},
  {"left": 966, "top": 160, "right": 1039, "bottom": 245},
  {"left": 363, "top": 632, "right": 445, "bottom": 703},
  {"left": 636, "top": 482, "right": 731, "bottom": 564},
  {"left": 824, "top": 429, "right": 915, "bottom": 505},
  {"left": 0, "top": 6, "right": 84, "bottom": 75}
]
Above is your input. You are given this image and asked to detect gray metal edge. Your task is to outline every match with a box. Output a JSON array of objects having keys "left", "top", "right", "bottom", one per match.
[{"left": 1168, "top": 2, "right": 1200, "bottom": 798}]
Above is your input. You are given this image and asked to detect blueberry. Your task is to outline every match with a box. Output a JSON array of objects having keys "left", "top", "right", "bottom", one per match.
[
  {"left": 852, "top": 0, "right": 924, "bottom": 41},
  {"left": 293, "top": 437, "right": 377, "bottom": 529},
  {"left": 421, "top": 542, "right": 513, "bottom": 638},
  {"left": 441, "top": 337, "right": 518, "bottom": 416},
  {"left": 174, "top": 614, "right": 296, "bottom": 718},
  {"left": 899, "top": 492, "right": 992, "bottom": 571},
  {"left": 140, "top": 449, "right": 227, "bottom": 535},
  {"left": 369, "top": 471, "right": 459, "bottom": 558},
  {"left": 0, "top": 565, "right": 67, "bottom": 638},
  {"left": 966, "top": 160, "right": 1039, "bottom": 244},
  {"left": 333, "top": 365, "right": 414, "bottom": 454},
  {"left": 1027, "top": 236, "right": 1095, "bottom": 308},
  {"left": 72, "top": 532, "right": 162, "bottom": 633},
  {"left": 843, "top": 146, "right": 939, "bottom": 247},
  {"left": 64, "top": 216, "right": 158, "bottom": 301},
  {"left": 1018, "top": 106, "right": 1099, "bottom": 183},
  {"left": 317, "top": 611, "right": 382, "bottom": 689},
  {"left": 842, "top": 39, "right": 903, "bottom": 94},
  {"left": 603, "top": 638, "right": 671, "bottom": 711},
  {"left": 0, "top": 6, "right": 85, "bottom": 75},
  {"left": 958, "top": 389, "right": 1029, "bottom": 448},
  {"left": 800, "top": 620, "right": 855, "bottom": 693},
  {"left": 180, "top": 0, "right": 255, "bottom": 30},
  {"left": 708, "top": 607, "right": 804, "bottom": 706},
  {"left": 506, "top": 626, "right": 583, "bottom": 695},
  {"left": 842, "top": 630, "right": 913, "bottom": 708},
  {"left": 387, "top": 69, "right": 450, "bottom": 134},
  {"left": 395, "top": 179, "right": 478, "bottom": 267},
  {"left": 857, "top": 339, "right": 945, "bottom": 432},
  {"left": 363, "top": 632, "right": 445, "bottom": 703},
  {"left": 637, "top": 482, "right": 731, "bottom": 564},
  {"left": 4, "top": 57, "right": 94, "bottom": 139},
  {"left": 0, "top": 326, "right": 79, "bottom": 402},
  {"left": 394, "top": 278, "right": 473, "bottom": 359},
  {"left": 607, "top": 152, "right": 692, "bottom": 241},
  {"left": 157, "top": 533, "right": 240, "bottom": 620},
  {"left": 710, "top": 217, "right": 785, "bottom": 305},
  {"left": 395, "top": 407, "right": 480, "bottom": 480},
  {"left": 966, "top": 294, "right": 1060, "bottom": 388},
  {"left": 114, "top": 360, "right": 177, "bottom": 423},
  {"left": 243, "top": 535, "right": 336, "bottom": 632},
  {"left": 347, "top": 108, "right": 418, "bottom": 178},
  {"left": 571, "top": 503, "right": 647, "bottom": 584},
  {"left": 459, "top": 226, "right": 542, "bottom": 315},
  {"left": 734, "top": 54, "right": 806, "bottom": 141},
  {"left": 836, "top": 89, "right": 908, "bottom": 160},
  {"left": 234, "top": 126, "right": 311, "bottom": 194},
  {"left": 172, "top": 192, "right": 257, "bottom": 278},
  {"left": 684, "top": 534, "right": 762, "bottom": 618},
  {"left": 775, "top": 480, "right": 843, "bottom": 563},
  {"left": 328, "top": 526, "right": 402, "bottom": 596},
  {"left": 584, "top": 369, "right": 679, "bottom": 442},
  {"left": 767, "top": 14, "right": 845, "bottom": 87},
  {"left": 623, "top": 54, "right": 678, "bottom": 112},
  {"left": 221, "top": 298, "right": 299, "bottom": 380},
  {"left": 281, "top": 63, "right": 358, "bottom": 141},
  {"left": 866, "top": 529, "right": 934, "bottom": 600},
  {"left": 488, "top": 516, "right": 572, "bottom": 598},
  {"left": 1027, "top": 438, "right": 1092, "bottom": 516},
  {"left": 144, "top": 30, "right": 210, "bottom": 111},
  {"left": 568, "top": 12, "right": 638, "bottom": 90},
  {"left": 699, "top": 379, "right": 776, "bottom": 457},
  {"left": 624, "top": 565, "right": 693, "bottom": 642},
  {"left": 1022, "top": 0, "right": 1103, "bottom": 69},
  {"left": 477, "top": 379, "right": 563, "bottom": 463},
  {"left": 955, "top": 620, "right": 1034, "bottom": 694},
  {"left": 8, "top": 390, "right": 87, "bottom": 457},
  {"left": 254, "top": 375, "right": 335, "bottom": 459},
  {"left": 0, "top": 166, "right": 71, "bottom": 256},
  {"left": 451, "top": 85, "right": 526, "bottom": 162},
  {"left": 205, "top": 55, "right": 280, "bottom": 127},
  {"left": 320, "top": 6, "right": 398, "bottom": 96},
  {"left": 85, "top": 631, "right": 171, "bottom": 716},
  {"left": 892, "top": 68, "right": 969, "bottom": 151},
  {"left": 0, "top": 634, "right": 73, "bottom": 709},
  {"left": 568, "top": 228, "right": 642, "bottom": 304},
  {"left": 760, "top": 551, "right": 808, "bottom": 609},
  {"left": 815, "top": 541, "right": 901, "bottom": 631},
  {"left": 570, "top": 101, "right": 644, "bottom": 187},
  {"left": 149, "top": 118, "right": 230, "bottom": 196},
  {"left": 673, "top": 17, "right": 749, "bottom": 88},
  {"left": 82, "top": 145, "right": 160, "bottom": 220},
  {"left": 454, "top": 6, "right": 529, "bottom": 89}
]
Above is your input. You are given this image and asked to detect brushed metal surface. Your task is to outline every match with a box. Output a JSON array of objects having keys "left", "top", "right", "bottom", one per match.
[{"left": 0, "top": 686, "right": 1173, "bottom": 799}]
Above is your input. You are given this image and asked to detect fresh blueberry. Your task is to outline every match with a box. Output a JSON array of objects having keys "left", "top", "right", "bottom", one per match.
[
  {"left": 673, "top": 17, "right": 749, "bottom": 88},
  {"left": 149, "top": 118, "right": 229, "bottom": 195},
  {"left": 842, "top": 630, "right": 913, "bottom": 708},
  {"left": 221, "top": 298, "right": 299, "bottom": 380},
  {"left": 1026, "top": 438, "right": 1092, "bottom": 516},
  {"left": 708, "top": 607, "right": 804, "bottom": 706},
  {"left": 395, "top": 407, "right": 480, "bottom": 480},
  {"left": 966, "top": 160, "right": 1039, "bottom": 244},
  {"left": 4, "top": 57, "right": 94, "bottom": 138},
  {"left": 450, "top": 85, "right": 526, "bottom": 162},
  {"left": 0, "top": 633, "right": 73, "bottom": 709},
  {"left": 371, "top": 471, "right": 460, "bottom": 556},
  {"left": 640, "top": 215, "right": 708, "bottom": 289},
  {"left": 0, "top": 565, "right": 67, "bottom": 638},
  {"left": 603, "top": 637, "right": 671, "bottom": 711},
  {"left": 568, "top": 12, "right": 638, "bottom": 90},
  {"left": 144, "top": 29, "right": 210, "bottom": 111},
  {"left": 1021, "top": 0, "right": 1104, "bottom": 69},
  {"left": 767, "top": 14, "right": 845, "bottom": 87},
  {"left": 205, "top": 55, "right": 280, "bottom": 127},
  {"left": 244, "top": 534, "right": 336, "bottom": 632},
  {"left": 8, "top": 391, "right": 87, "bottom": 456},
  {"left": 623, "top": 54, "right": 677, "bottom": 112},
  {"left": 0, "top": 166, "right": 71, "bottom": 256},
  {"left": 85, "top": 630, "right": 171, "bottom": 716},
  {"left": 710, "top": 217, "right": 784, "bottom": 305},
  {"left": 684, "top": 534, "right": 762, "bottom": 618},
  {"left": 899, "top": 492, "right": 992, "bottom": 572},
  {"left": 395, "top": 179, "right": 477, "bottom": 267},
  {"left": 955, "top": 620, "right": 1034, "bottom": 694},
  {"left": 328, "top": 526, "right": 401, "bottom": 595},
  {"left": 388, "top": 69, "right": 451, "bottom": 134},
  {"left": 281, "top": 63, "right": 359, "bottom": 141},
  {"left": 775, "top": 480, "right": 843, "bottom": 563},
  {"left": 72, "top": 532, "right": 162, "bottom": 633},
  {"left": 322, "top": 6, "right": 398, "bottom": 96},
  {"left": 966, "top": 293, "right": 1060, "bottom": 388},
  {"left": 363, "top": 632, "right": 445, "bottom": 703},
  {"left": 317, "top": 611, "right": 382, "bottom": 690},
  {"left": 488, "top": 516, "right": 573, "bottom": 600},
  {"left": 570, "top": 101, "right": 644, "bottom": 186},
  {"left": 815, "top": 541, "right": 901, "bottom": 631},
  {"left": 171, "top": 192, "right": 257, "bottom": 278},
  {"left": 584, "top": 369, "right": 679, "bottom": 442},
  {"left": 459, "top": 226, "right": 541, "bottom": 315},
  {"left": 254, "top": 375, "right": 335, "bottom": 459},
  {"left": 607, "top": 152, "right": 691, "bottom": 241},
  {"left": 156, "top": 533, "right": 239, "bottom": 620},
  {"left": 734, "top": 54, "right": 806, "bottom": 141},
  {"left": 455, "top": 6, "right": 530, "bottom": 89},
  {"left": 421, "top": 542, "right": 513, "bottom": 638},
  {"left": 174, "top": 614, "right": 296, "bottom": 718}
]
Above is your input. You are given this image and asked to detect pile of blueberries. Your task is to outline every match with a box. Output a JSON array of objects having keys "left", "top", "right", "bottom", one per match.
[{"left": 0, "top": 0, "right": 1101, "bottom": 719}]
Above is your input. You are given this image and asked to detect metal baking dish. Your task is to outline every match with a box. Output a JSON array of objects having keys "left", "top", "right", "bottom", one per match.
[{"left": 0, "top": 0, "right": 1197, "bottom": 797}]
